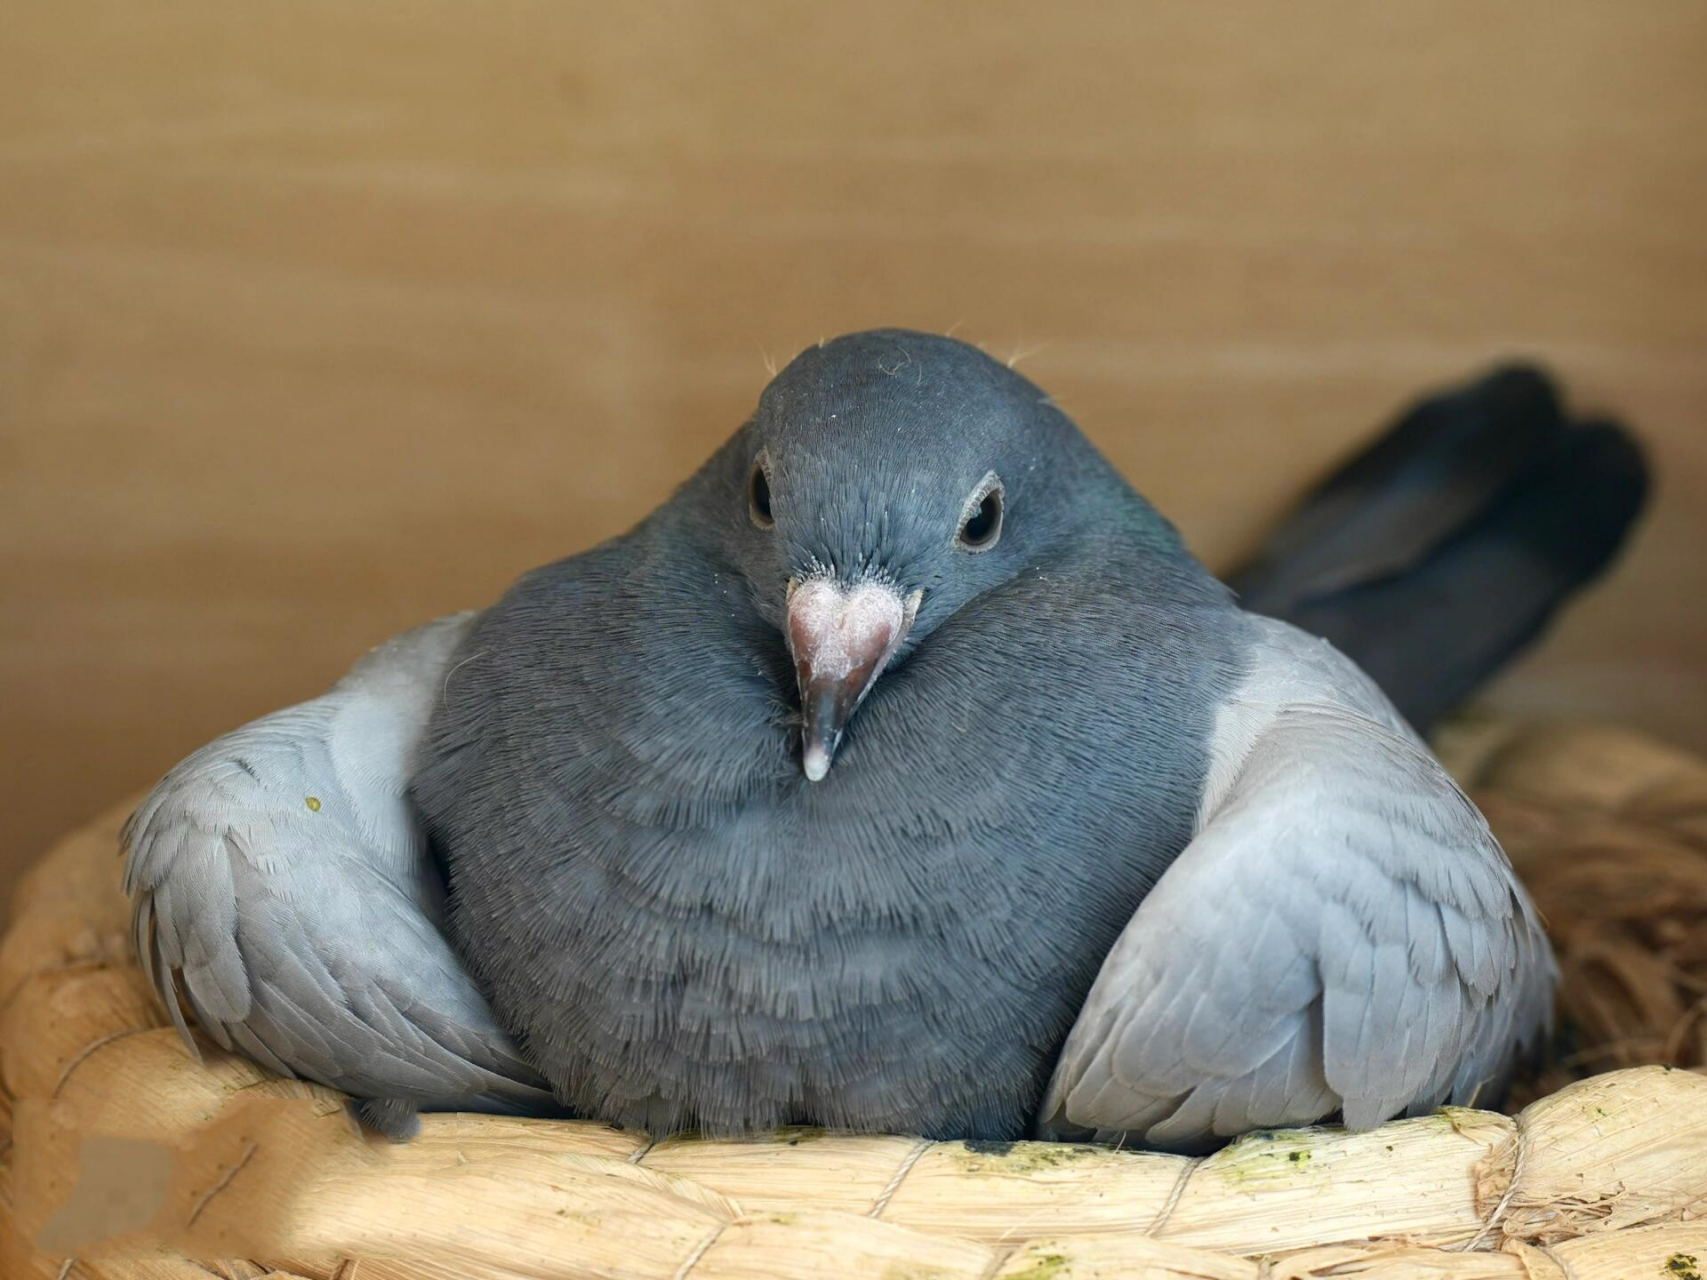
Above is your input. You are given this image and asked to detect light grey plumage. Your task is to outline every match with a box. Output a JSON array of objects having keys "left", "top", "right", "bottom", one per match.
[
  {"left": 1039, "top": 615, "right": 1555, "bottom": 1151},
  {"left": 122, "top": 612, "right": 556, "bottom": 1139}
]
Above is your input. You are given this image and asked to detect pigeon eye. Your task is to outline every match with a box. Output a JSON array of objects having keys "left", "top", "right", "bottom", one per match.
[
  {"left": 748, "top": 456, "right": 775, "bottom": 528},
  {"left": 956, "top": 474, "right": 1004, "bottom": 552}
]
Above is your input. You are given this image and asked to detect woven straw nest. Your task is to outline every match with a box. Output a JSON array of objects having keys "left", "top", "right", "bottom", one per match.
[{"left": 2, "top": 718, "right": 1705, "bottom": 1279}]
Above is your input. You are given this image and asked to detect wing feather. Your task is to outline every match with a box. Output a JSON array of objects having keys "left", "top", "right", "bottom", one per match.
[
  {"left": 1043, "top": 700, "right": 1554, "bottom": 1151},
  {"left": 121, "top": 614, "right": 560, "bottom": 1119}
]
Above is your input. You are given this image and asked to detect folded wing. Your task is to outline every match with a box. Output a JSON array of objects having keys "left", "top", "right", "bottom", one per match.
[
  {"left": 1042, "top": 624, "right": 1555, "bottom": 1151},
  {"left": 123, "top": 614, "right": 557, "bottom": 1134}
]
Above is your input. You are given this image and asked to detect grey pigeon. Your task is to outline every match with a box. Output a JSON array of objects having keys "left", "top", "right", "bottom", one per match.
[
  {"left": 123, "top": 613, "right": 559, "bottom": 1139},
  {"left": 399, "top": 329, "right": 1556, "bottom": 1147},
  {"left": 122, "top": 331, "right": 1564, "bottom": 1149}
]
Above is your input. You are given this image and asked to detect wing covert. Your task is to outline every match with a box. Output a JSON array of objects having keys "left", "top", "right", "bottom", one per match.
[
  {"left": 1042, "top": 699, "right": 1554, "bottom": 1151},
  {"left": 121, "top": 614, "right": 558, "bottom": 1125}
]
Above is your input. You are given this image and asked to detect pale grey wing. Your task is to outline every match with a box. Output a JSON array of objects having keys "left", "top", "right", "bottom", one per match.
[
  {"left": 1041, "top": 704, "right": 1555, "bottom": 1151},
  {"left": 123, "top": 620, "right": 557, "bottom": 1117}
]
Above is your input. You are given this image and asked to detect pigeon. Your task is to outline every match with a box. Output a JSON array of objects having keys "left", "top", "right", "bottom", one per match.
[
  {"left": 406, "top": 329, "right": 1556, "bottom": 1146},
  {"left": 122, "top": 613, "right": 559, "bottom": 1139},
  {"left": 122, "top": 330, "right": 1568, "bottom": 1149},
  {"left": 1227, "top": 363, "right": 1648, "bottom": 733}
]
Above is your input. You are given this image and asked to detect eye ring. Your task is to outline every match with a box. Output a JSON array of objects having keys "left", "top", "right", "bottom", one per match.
[
  {"left": 748, "top": 452, "right": 775, "bottom": 529},
  {"left": 955, "top": 472, "right": 1004, "bottom": 552}
]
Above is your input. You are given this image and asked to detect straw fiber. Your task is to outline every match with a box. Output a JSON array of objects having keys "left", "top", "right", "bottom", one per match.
[{"left": 2, "top": 716, "right": 1704, "bottom": 1278}]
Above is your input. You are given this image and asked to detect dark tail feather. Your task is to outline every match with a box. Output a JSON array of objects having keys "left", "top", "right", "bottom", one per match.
[
  {"left": 1232, "top": 365, "right": 1568, "bottom": 604},
  {"left": 1227, "top": 366, "right": 1650, "bottom": 734}
]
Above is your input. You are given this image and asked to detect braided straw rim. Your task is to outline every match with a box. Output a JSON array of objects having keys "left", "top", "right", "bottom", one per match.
[{"left": 2, "top": 718, "right": 1704, "bottom": 1278}]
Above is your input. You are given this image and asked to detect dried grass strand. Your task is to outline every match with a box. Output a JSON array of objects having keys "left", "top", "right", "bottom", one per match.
[{"left": 4, "top": 717, "right": 1707, "bottom": 1278}]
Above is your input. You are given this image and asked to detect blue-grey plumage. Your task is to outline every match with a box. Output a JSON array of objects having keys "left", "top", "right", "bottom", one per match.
[
  {"left": 122, "top": 328, "right": 1557, "bottom": 1149},
  {"left": 412, "top": 329, "right": 1555, "bottom": 1143},
  {"left": 122, "top": 613, "right": 560, "bottom": 1140}
]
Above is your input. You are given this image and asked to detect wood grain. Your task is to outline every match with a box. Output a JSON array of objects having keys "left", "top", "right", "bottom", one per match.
[{"left": 3, "top": 2, "right": 1704, "bottom": 903}]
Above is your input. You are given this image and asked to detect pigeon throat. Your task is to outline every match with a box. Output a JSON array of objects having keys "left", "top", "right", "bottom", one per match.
[{"left": 785, "top": 577, "right": 921, "bottom": 781}]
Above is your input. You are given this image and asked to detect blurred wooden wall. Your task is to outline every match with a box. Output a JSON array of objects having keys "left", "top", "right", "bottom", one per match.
[{"left": 3, "top": 2, "right": 1705, "bottom": 903}]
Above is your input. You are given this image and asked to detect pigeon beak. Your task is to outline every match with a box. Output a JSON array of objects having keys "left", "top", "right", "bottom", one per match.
[{"left": 786, "top": 578, "right": 921, "bottom": 781}]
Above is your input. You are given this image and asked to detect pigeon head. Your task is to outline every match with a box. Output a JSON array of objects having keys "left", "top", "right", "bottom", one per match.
[{"left": 703, "top": 329, "right": 1122, "bottom": 781}]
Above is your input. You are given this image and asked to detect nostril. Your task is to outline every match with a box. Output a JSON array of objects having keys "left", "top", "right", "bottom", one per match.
[{"left": 787, "top": 579, "right": 908, "bottom": 679}]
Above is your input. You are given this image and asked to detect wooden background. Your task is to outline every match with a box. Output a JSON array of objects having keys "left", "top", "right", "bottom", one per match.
[{"left": 3, "top": 3, "right": 1704, "bottom": 906}]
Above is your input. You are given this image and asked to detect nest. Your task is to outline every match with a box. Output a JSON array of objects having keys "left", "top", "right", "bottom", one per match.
[{"left": 1, "top": 717, "right": 1704, "bottom": 1279}]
